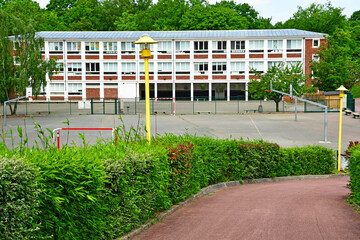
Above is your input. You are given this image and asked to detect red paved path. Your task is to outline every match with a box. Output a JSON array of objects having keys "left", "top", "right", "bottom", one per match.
[{"left": 133, "top": 176, "right": 360, "bottom": 240}]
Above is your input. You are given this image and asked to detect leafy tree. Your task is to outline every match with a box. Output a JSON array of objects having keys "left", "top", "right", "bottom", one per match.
[
  {"left": 349, "top": 10, "right": 360, "bottom": 22},
  {"left": 310, "top": 28, "right": 360, "bottom": 91},
  {"left": 279, "top": 2, "right": 347, "bottom": 35},
  {"left": 248, "top": 62, "right": 305, "bottom": 112},
  {"left": 0, "top": 10, "right": 57, "bottom": 114}
]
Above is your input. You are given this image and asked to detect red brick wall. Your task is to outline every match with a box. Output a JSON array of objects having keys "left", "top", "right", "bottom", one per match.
[
  {"left": 67, "top": 55, "right": 81, "bottom": 60},
  {"left": 194, "top": 75, "right": 208, "bottom": 80},
  {"left": 286, "top": 53, "right": 302, "bottom": 58},
  {"left": 194, "top": 54, "right": 208, "bottom": 59},
  {"left": 176, "top": 55, "right": 190, "bottom": 59},
  {"left": 158, "top": 76, "right": 172, "bottom": 80},
  {"left": 158, "top": 55, "right": 172, "bottom": 59},
  {"left": 212, "top": 75, "right": 226, "bottom": 80},
  {"left": 50, "top": 55, "right": 63, "bottom": 59},
  {"left": 86, "top": 76, "right": 100, "bottom": 80},
  {"left": 35, "top": 96, "right": 46, "bottom": 100},
  {"left": 305, "top": 39, "right": 324, "bottom": 76},
  {"left": 268, "top": 54, "right": 282, "bottom": 58},
  {"left": 85, "top": 55, "right": 99, "bottom": 60},
  {"left": 104, "top": 76, "right": 118, "bottom": 80},
  {"left": 86, "top": 88, "right": 100, "bottom": 99},
  {"left": 50, "top": 96, "right": 64, "bottom": 101},
  {"left": 122, "top": 55, "right": 136, "bottom": 59},
  {"left": 68, "top": 96, "right": 82, "bottom": 101},
  {"left": 212, "top": 54, "right": 226, "bottom": 59},
  {"left": 176, "top": 76, "right": 190, "bottom": 80},
  {"left": 231, "top": 54, "right": 245, "bottom": 59},
  {"left": 122, "top": 76, "right": 136, "bottom": 80},
  {"left": 249, "top": 54, "right": 264, "bottom": 58},
  {"left": 104, "top": 55, "right": 117, "bottom": 59},
  {"left": 68, "top": 76, "right": 82, "bottom": 80},
  {"left": 231, "top": 75, "right": 245, "bottom": 80},
  {"left": 140, "top": 76, "right": 154, "bottom": 80},
  {"left": 249, "top": 75, "right": 261, "bottom": 79},
  {"left": 51, "top": 76, "right": 64, "bottom": 80},
  {"left": 104, "top": 88, "right": 118, "bottom": 99}
]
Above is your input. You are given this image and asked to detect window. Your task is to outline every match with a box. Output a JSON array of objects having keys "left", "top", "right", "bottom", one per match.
[
  {"left": 175, "top": 41, "right": 190, "bottom": 53},
  {"left": 50, "top": 83, "right": 64, "bottom": 93},
  {"left": 268, "top": 61, "right": 283, "bottom": 69},
  {"left": 194, "top": 62, "right": 209, "bottom": 74},
  {"left": 212, "top": 62, "right": 226, "bottom": 74},
  {"left": 67, "top": 42, "right": 81, "bottom": 53},
  {"left": 85, "top": 42, "right": 99, "bottom": 54},
  {"left": 312, "top": 54, "right": 319, "bottom": 62},
  {"left": 313, "top": 39, "right": 319, "bottom": 48},
  {"left": 176, "top": 62, "right": 190, "bottom": 74},
  {"left": 121, "top": 42, "right": 135, "bottom": 54},
  {"left": 139, "top": 62, "right": 154, "bottom": 74},
  {"left": 121, "top": 63, "right": 136, "bottom": 74},
  {"left": 104, "top": 63, "right": 118, "bottom": 74},
  {"left": 68, "top": 83, "right": 82, "bottom": 95},
  {"left": 249, "top": 40, "right": 264, "bottom": 53},
  {"left": 231, "top": 41, "right": 245, "bottom": 53},
  {"left": 286, "top": 61, "right": 302, "bottom": 68},
  {"left": 67, "top": 63, "right": 82, "bottom": 75},
  {"left": 49, "top": 42, "right": 63, "bottom": 52},
  {"left": 158, "top": 62, "right": 172, "bottom": 74},
  {"left": 268, "top": 40, "right": 283, "bottom": 53},
  {"left": 212, "top": 41, "right": 227, "bottom": 53},
  {"left": 194, "top": 41, "right": 208, "bottom": 53},
  {"left": 287, "top": 40, "right": 302, "bottom": 52},
  {"left": 54, "top": 63, "right": 64, "bottom": 75},
  {"left": 103, "top": 42, "right": 118, "bottom": 54},
  {"left": 230, "top": 62, "right": 245, "bottom": 74},
  {"left": 157, "top": 41, "right": 172, "bottom": 53},
  {"left": 249, "top": 62, "right": 264, "bottom": 73},
  {"left": 86, "top": 63, "right": 100, "bottom": 74}
]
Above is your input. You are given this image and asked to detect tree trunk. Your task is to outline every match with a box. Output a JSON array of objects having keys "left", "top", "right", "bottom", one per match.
[{"left": 9, "top": 102, "right": 18, "bottom": 115}]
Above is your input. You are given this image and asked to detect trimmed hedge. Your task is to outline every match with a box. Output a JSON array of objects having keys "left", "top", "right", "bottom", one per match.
[
  {"left": 0, "top": 136, "right": 336, "bottom": 239},
  {"left": 348, "top": 146, "right": 360, "bottom": 205}
]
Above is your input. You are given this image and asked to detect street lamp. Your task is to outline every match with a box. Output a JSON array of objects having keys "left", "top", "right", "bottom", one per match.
[
  {"left": 134, "top": 34, "right": 158, "bottom": 143},
  {"left": 336, "top": 85, "right": 348, "bottom": 171}
]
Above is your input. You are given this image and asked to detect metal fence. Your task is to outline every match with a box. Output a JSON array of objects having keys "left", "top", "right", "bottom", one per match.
[{"left": 1, "top": 97, "right": 341, "bottom": 117}]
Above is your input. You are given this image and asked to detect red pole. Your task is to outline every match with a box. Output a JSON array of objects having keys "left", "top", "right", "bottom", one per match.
[{"left": 57, "top": 130, "right": 60, "bottom": 150}]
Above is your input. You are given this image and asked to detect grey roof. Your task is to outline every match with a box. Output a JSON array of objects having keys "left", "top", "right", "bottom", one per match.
[{"left": 35, "top": 29, "right": 327, "bottom": 40}]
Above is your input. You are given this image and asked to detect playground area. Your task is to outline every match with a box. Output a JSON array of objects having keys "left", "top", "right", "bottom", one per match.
[{"left": 1, "top": 111, "right": 358, "bottom": 152}]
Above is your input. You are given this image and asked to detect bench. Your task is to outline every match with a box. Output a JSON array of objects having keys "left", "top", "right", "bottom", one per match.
[
  {"left": 37, "top": 111, "right": 50, "bottom": 115},
  {"left": 353, "top": 112, "right": 360, "bottom": 119},
  {"left": 197, "top": 111, "right": 211, "bottom": 114},
  {"left": 245, "top": 109, "right": 257, "bottom": 113},
  {"left": 344, "top": 110, "right": 352, "bottom": 115},
  {"left": 154, "top": 111, "right": 166, "bottom": 114}
]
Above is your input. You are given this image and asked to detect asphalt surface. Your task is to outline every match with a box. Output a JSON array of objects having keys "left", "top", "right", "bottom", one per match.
[{"left": 133, "top": 176, "right": 359, "bottom": 240}]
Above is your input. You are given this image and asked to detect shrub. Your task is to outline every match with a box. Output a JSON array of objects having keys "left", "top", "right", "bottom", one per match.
[
  {"left": 348, "top": 145, "right": 360, "bottom": 205},
  {"left": 0, "top": 157, "right": 42, "bottom": 239}
]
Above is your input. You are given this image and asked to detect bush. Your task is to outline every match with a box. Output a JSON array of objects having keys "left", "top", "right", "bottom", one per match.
[
  {"left": 0, "top": 157, "right": 42, "bottom": 239},
  {"left": 348, "top": 145, "right": 360, "bottom": 205}
]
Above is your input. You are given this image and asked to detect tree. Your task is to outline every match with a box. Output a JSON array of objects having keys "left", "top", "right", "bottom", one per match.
[
  {"left": 279, "top": 2, "right": 347, "bottom": 35},
  {"left": 310, "top": 28, "right": 360, "bottom": 91},
  {"left": 248, "top": 62, "right": 306, "bottom": 112},
  {"left": 0, "top": 10, "right": 57, "bottom": 114}
]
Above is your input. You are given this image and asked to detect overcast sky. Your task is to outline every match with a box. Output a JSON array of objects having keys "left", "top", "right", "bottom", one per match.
[{"left": 34, "top": 0, "right": 360, "bottom": 24}]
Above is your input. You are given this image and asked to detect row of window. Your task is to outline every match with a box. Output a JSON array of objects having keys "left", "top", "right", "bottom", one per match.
[
  {"left": 56, "top": 61, "right": 302, "bottom": 75},
  {"left": 47, "top": 39, "right": 313, "bottom": 54}
]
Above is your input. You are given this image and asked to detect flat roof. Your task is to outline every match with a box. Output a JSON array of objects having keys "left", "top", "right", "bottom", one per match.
[{"left": 34, "top": 29, "right": 327, "bottom": 40}]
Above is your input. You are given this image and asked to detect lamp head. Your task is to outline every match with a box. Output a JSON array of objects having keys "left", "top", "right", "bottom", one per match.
[
  {"left": 134, "top": 34, "right": 158, "bottom": 49},
  {"left": 336, "top": 85, "right": 348, "bottom": 93}
]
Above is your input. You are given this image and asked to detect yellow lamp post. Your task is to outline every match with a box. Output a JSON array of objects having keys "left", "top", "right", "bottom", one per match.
[
  {"left": 337, "top": 85, "right": 348, "bottom": 171},
  {"left": 134, "top": 34, "right": 158, "bottom": 143}
]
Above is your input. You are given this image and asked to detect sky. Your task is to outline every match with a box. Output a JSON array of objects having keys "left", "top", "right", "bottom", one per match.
[{"left": 34, "top": 0, "right": 360, "bottom": 24}]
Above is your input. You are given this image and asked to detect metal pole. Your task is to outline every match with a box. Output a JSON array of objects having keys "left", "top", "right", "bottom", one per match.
[
  {"left": 338, "top": 95, "right": 344, "bottom": 171},
  {"left": 103, "top": 98, "right": 105, "bottom": 114},
  {"left": 70, "top": 100, "right": 72, "bottom": 115},
  {"left": 295, "top": 98, "right": 298, "bottom": 121},
  {"left": 3, "top": 102, "right": 6, "bottom": 126},
  {"left": 144, "top": 57, "right": 151, "bottom": 143},
  {"left": 115, "top": 98, "right": 117, "bottom": 114},
  {"left": 91, "top": 98, "right": 93, "bottom": 115}
]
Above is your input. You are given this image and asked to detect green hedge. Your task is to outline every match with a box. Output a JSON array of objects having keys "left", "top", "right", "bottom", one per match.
[
  {"left": 0, "top": 136, "right": 336, "bottom": 239},
  {"left": 348, "top": 146, "right": 360, "bottom": 205}
]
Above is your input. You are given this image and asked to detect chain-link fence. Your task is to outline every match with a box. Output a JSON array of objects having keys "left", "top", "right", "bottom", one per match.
[{"left": 1, "top": 97, "right": 341, "bottom": 117}]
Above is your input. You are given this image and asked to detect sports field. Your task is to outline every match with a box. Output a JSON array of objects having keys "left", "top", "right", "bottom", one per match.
[{"left": 1, "top": 112, "right": 358, "bottom": 152}]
